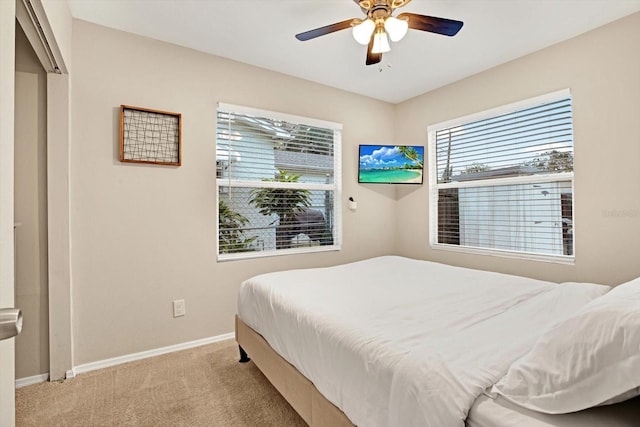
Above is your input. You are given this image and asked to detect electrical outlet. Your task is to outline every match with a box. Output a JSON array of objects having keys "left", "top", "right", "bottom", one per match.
[{"left": 173, "top": 299, "right": 186, "bottom": 317}]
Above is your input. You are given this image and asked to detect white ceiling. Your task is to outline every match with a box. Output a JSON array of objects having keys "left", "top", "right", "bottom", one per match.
[{"left": 67, "top": 0, "right": 640, "bottom": 104}]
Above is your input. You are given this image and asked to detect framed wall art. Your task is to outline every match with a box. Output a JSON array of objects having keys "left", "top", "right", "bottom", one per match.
[{"left": 119, "top": 105, "right": 182, "bottom": 166}]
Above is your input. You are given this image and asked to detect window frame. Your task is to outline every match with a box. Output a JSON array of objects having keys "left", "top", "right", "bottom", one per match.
[
  {"left": 216, "top": 103, "right": 342, "bottom": 261},
  {"left": 427, "top": 89, "right": 575, "bottom": 264}
]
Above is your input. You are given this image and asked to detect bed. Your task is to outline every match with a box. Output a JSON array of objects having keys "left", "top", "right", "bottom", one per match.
[{"left": 235, "top": 256, "right": 640, "bottom": 426}]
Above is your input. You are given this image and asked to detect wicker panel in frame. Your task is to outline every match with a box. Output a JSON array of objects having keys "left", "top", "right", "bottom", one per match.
[{"left": 119, "top": 105, "right": 182, "bottom": 166}]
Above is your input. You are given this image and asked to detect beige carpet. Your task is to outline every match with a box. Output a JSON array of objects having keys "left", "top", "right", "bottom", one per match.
[{"left": 16, "top": 339, "right": 307, "bottom": 426}]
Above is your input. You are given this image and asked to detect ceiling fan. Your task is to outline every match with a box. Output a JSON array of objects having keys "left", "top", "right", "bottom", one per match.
[{"left": 295, "top": 0, "right": 464, "bottom": 66}]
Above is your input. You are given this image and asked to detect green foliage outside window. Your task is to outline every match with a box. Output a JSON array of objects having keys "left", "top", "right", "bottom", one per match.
[
  {"left": 249, "top": 170, "right": 311, "bottom": 249},
  {"left": 218, "top": 200, "right": 257, "bottom": 254}
]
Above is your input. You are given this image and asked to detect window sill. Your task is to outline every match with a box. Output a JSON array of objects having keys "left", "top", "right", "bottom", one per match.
[
  {"left": 430, "top": 243, "right": 575, "bottom": 265},
  {"left": 217, "top": 244, "right": 341, "bottom": 262}
]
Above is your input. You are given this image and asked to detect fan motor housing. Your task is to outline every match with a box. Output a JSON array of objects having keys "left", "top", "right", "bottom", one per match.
[
  {"left": 360, "top": 0, "right": 411, "bottom": 21},
  {"left": 359, "top": 0, "right": 411, "bottom": 10}
]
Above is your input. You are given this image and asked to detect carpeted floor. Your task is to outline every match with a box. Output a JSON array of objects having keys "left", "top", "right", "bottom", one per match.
[{"left": 16, "top": 339, "right": 307, "bottom": 426}]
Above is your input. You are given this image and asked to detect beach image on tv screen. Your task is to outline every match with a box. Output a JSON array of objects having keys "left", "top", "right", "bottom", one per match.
[{"left": 359, "top": 145, "right": 424, "bottom": 184}]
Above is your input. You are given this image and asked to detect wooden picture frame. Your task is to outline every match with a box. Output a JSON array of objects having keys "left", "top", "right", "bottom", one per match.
[{"left": 119, "top": 105, "right": 182, "bottom": 166}]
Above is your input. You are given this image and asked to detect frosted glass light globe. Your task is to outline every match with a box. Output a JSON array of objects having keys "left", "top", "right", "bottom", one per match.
[
  {"left": 371, "top": 31, "right": 391, "bottom": 54},
  {"left": 352, "top": 19, "right": 376, "bottom": 45},
  {"left": 384, "top": 16, "right": 409, "bottom": 42}
]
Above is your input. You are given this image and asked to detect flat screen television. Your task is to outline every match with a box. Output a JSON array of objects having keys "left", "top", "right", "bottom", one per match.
[{"left": 358, "top": 144, "right": 424, "bottom": 184}]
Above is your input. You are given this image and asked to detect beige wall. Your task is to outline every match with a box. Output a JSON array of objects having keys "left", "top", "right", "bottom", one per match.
[
  {"left": 69, "top": 13, "right": 640, "bottom": 366},
  {"left": 15, "top": 24, "right": 49, "bottom": 379},
  {"left": 70, "top": 20, "right": 397, "bottom": 365},
  {"left": 394, "top": 12, "right": 640, "bottom": 286}
]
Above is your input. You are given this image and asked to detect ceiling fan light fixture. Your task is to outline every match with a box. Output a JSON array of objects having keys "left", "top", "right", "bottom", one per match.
[
  {"left": 371, "top": 29, "right": 391, "bottom": 54},
  {"left": 352, "top": 19, "right": 375, "bottom": 45},
  {"left": 295, "top": 0, "right": 463, "bottom": 66},
  {"left": 384, "top": 16, "right": 408, "bottom": 42},
  {"left": 391, "top": 0, "right": 412, "bottom": 8}
]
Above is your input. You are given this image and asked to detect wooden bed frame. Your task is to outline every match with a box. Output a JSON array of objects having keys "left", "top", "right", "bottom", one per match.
[{"left": 235, "top": 315, "right": 355, "bottom": 427}]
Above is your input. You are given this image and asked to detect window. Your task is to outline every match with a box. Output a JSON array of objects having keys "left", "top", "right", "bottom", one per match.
[
  {"left": 216, "top": 103, "right": 342, "bottom": 260},
  {"left": 428, "top": 89, "right": 574, "bottom": 262}
]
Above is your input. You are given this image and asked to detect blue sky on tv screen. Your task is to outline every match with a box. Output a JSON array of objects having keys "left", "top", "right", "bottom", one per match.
[{"left": 359, "top": 145, "right": 424, "bottom": 169}]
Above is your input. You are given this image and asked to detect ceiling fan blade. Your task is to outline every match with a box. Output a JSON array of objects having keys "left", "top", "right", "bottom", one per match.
[
  {"left": 366, "top": 36, "right": 382, "bottom": 66},
  {"left": 397, "top": 13, "right": 463, "bottom": 36},
  {"left": 295, "top": 19, "right": 357, "bottom": 41}
]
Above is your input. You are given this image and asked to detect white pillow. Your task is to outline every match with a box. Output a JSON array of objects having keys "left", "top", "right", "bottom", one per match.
[{"left": 492, "top": 277, "right": 640, "bottom": 414}]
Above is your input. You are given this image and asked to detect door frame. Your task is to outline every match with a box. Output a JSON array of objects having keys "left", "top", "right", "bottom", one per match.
[
  {"left": 15, "top": 0, "right": 73, "bottom": 382},
  {"left": 1, "top": 1, "right": 72, "bottom": 425},
  {"left": 0, "top": 1, "right": 18, "bottom": 425}
]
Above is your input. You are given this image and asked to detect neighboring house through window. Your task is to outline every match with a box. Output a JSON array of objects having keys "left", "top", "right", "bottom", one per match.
[
  {"left": 428, "top": 89, "right": 574, "bottom": 262},
  {"left": 216, "top": 103, "right": 342, "bottom": 260}
]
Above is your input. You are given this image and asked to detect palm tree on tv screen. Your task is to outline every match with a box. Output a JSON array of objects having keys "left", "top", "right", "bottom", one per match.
[{"left": 398, "top": 146, "right": 423, "bottom": 169}]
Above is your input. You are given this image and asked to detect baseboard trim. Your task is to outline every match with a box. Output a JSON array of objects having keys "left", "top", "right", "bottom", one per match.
[
  {"left": 70, "top": 332, "right": 235, "bottom": 377},
  {"left": 15, "top": 373, "right": 49, "bottom": 388}
]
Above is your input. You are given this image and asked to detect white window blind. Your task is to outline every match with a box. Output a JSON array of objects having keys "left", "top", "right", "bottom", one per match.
[
  {"left": 428, "top": 90, "right": 574, "bottom": 261},
  {"left": 216, "top": 103, "right": 342, "bottom": 260}
]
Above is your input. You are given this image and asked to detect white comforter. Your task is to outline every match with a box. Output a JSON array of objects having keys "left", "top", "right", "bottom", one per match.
[{"left": 237, "top": 256, "right": 609, "bottom": 427}]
